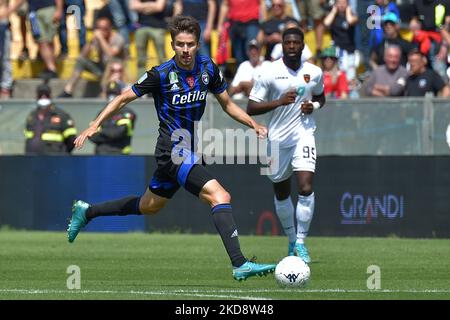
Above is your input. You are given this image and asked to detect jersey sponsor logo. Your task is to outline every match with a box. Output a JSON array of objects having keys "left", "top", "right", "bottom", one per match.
[
  {"left": 169, "top": 71, "right": 178, "bottom": 84},
  {"left": 304, "top": 74, "right": 310, "bottom": 83},
  {"left": 201, "top": 72, "right": 209, "bottom": 85},
  {"left": 137, "top": 72, "right": 148, "bottom": 84},
  {"left": 275, "top": 76, "right": 288, "bottom": 80},
  {"left": 172, "top": 90, "right": 207, "bottom": 105},
  {"left": 186, "top": 76, "right": 195, "bottom": 88}
]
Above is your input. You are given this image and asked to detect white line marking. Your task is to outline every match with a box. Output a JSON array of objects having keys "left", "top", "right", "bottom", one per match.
[
  {"left": 0, "top": 289, "right": 271, "bottom": 300},
  {"left": 1, "top": 288, "right": 450, "bottom": 298}
]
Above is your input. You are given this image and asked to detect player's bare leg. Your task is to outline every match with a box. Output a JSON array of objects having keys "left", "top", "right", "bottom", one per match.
[
  {"left": 272, "top": 178, "right": 297, "bottom": 256},
  {"left": 68, "top": 189, "right": 168, "bottom": 243},
  {"left": 199, "top": 179, "right": 276, "bottom": 280},
  {"left": 293, "top": 170, "right": 315, "bottom": 263},
  {"left": 139, "top": 188, "right": 169, "bottom": 214}
]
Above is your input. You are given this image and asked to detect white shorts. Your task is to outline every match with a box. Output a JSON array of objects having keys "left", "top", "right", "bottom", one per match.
[{"left": 267, "top": 134, "right": 316, "bottom": 183}]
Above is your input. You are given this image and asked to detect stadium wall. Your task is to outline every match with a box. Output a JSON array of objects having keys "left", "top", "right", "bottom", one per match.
[
  {"left": 0, "top": 156, "right": 449, "bottom": 238},
  {"left": 1, "top": 98, "right": 450, "bottom": 156}
]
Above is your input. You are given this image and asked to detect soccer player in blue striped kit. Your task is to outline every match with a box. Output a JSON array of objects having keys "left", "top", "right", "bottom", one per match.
[{"left": 68, "top": 15, "right": 276, "bottom": 281}]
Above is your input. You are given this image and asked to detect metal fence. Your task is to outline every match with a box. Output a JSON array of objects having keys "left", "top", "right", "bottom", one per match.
[{"left": 0, "top": 97, "right": 449, "bottom": 155}]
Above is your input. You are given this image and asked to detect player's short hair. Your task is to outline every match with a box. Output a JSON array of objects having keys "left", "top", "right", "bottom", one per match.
[
  {"left": 168, "top": 15, "right": 201, "bottom": 43},
  {"left": 282, "top": 27, "right": 304, "bottom": 41}
]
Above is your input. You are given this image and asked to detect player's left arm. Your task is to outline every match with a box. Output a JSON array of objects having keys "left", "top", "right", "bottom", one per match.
[
  {"left": 215, "top": 90, "right": 267, "bottom": 138},
  {"left": 301, "top": 92, "right": 326, "bottom": 114}
]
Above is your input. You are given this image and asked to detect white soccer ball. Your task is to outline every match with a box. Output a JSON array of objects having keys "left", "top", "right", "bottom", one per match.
[{"left": 275, "top": 256, "right": 310, "bottom": 288}]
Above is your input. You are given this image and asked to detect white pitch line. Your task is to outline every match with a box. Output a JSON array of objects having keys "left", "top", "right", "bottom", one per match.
[
  {"left": 1, "top": 288, "right": 450, "bottom": 297},
  {"left": 0, "top": 289, "right": 271, "bottom": 300}
]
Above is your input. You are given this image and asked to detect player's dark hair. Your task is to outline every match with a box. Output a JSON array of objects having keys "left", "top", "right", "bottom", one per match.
[
  {"left": 168, "top": 15, "right": 201, "bottom": 43},
  {"left": 282, "top": 27, "right": 304, "bottom": 41}
]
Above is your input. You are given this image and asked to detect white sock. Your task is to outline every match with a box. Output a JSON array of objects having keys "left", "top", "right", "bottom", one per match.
[
  {"left": 274, "top": 196, "right": 296, "bottom": 243},
  {"left": 296, "top": 192, "right": 315, "bottom": 244}
]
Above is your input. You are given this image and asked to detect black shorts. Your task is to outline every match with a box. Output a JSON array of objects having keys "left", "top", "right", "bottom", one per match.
[{"left": 149, "top": 145, "right": 214, "bottom": 199}]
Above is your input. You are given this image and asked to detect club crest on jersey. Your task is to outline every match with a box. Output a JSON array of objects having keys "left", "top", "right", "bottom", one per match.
[
  {"left": 186, "top": 76, "right": 195, "bottom": 88},
  {"left": 169, "top": 71, "right": 178, "bottom": 84},
  {"left": 304, "top": 74, "right": 310, "bottom": 83},
  {"left": 201, "top": 72, "right": 210, "bottom": 85}
]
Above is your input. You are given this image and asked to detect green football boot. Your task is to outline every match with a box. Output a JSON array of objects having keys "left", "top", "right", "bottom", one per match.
[
  {"left": 295, "top": 243, "right": 311, "bottom": 264},
  {"left": 288, "top": 241, "right": 296, "bottom": 256},
  {"left": 233, "top": 259, "right": 276, "bottom": 281},
  {"left": 67, "top": 200, "right": 90, "bottom": 243}
]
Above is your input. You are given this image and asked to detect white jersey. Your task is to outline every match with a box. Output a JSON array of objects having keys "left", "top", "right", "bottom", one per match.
[{"left": 249, "top": 59, "right": 324, "bottom": 148}]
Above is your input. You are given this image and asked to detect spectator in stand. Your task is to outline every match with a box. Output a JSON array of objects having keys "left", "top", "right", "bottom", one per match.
[
  {"left": 410, "top": 0, "right": 450, "bottom": 81},
  {"left": 368, "top": 0, "right": 400, "bottom": 51},
  {"left": 58, "top": 17, "right": 125, "bottom": 98},
  {"left": 0, "top": 0, "right": 12, "bottom": 98},
  {"left": 16, "top": 1, "right": 30, "bottom": 61},
  {"left": 130, "top": 0, "right": 168, "bottom": 77},
  {"left": 58, "top": 0, "right": 86, "bottom": 59},
  {"left": 268, "top": 20, "right": 313, "bottom": 62},
  {"left": 4, "top": 0, "right": 63, "bottom": 79},
  {"left": 323, "top": 0, "right": 358, "bottom": 81},
  {"left": 89, "top": 81, "right": 137, "bottom": 155},
  {"left": 217, "top": 0, "right": 267, "bottom": 66},
  {"left": 24, "top": 82, "right": 77, "bottom": 155},
  {"left": 295, "top": 0, "right": 326, "bottom": 56},
  {"left": 321, "top": 46, "right": 349, "bottom": 99},
  {"left": 257, "top": 0, "right": 297, "bottom": 60},
  {"left": 101, "top": 60, "right": 129, "bottom": 99},
  {"left": 405, "top": 49, "right": 450, "bottom": 97},
  {"left": 229, "top": 39, "right": 271, "bottom": 98},
  {"left": 352, "top": 0, "right": 373, "bottom": 72},
  {"left": 107, "top": 0, "right": 138, "bottom": 53},
  {"left": 175, "top": 0, "right": 216, "bottom": 57},
  {"left": 365, "top": 45, "right": 408, "bottom": 97},
  {"left": 370, "top": 12, "right": 415, "bottom": 70}
]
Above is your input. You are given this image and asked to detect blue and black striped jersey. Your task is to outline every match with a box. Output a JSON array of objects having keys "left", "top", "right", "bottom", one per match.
[{"left": 132, "top": 54, "right": 227, "bottom": 151}]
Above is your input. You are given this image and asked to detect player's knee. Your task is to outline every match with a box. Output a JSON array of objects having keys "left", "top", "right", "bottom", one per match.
[
  {"left": 298, "top": 185, "right": 313, "bottom": 196},
  {"left": 211, "top": 190, "right": 231, "bottom": 206}
]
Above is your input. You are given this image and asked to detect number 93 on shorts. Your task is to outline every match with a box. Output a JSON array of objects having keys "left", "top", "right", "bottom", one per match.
[{"left": 267, "top": 134, "right": 316, "bottom": 183}]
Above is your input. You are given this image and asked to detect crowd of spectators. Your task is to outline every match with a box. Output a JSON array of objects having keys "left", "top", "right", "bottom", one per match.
[{"left": 0, "top": 0, "right": 450, "bottom": 99}]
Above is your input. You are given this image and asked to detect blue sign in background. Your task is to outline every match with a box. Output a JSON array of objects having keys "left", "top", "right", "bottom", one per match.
[{"left": 0, "top": 156, "right": 147, "bottom": 232}]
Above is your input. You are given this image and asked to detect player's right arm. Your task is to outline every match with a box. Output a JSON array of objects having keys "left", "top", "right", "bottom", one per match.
[
  {"left": 247, "top": 71, "right": 296, "bottom": 115},
  {"left": 76, "top": 69, "right": 158, "bottom": 149},
  {"left": 74, "top": 88, "right": 137, "bottom": 149},
  {"left": 247, "top": 91, "right": 297, "bottom": 115}
]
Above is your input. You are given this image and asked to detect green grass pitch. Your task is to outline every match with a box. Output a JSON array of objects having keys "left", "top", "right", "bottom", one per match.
[{"left": 0, "top": 231, "right": 449, "bottom": 300}]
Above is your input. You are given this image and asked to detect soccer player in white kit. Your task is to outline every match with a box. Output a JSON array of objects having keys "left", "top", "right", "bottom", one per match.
[{"left": 247, "top": 27, "right": 326, "bottom": 263}]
